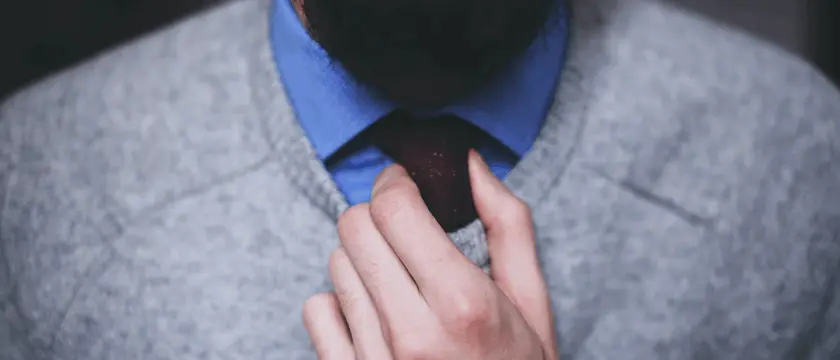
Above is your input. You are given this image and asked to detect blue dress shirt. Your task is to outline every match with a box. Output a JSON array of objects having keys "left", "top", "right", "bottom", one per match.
[{"left": 270, "top": 0, "right": 569, "bottom": 205}]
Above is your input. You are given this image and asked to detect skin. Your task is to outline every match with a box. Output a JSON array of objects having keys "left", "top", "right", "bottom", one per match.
[
  {"left": 303, "top": 150, "right": 558, "bottom": 360},
  {"left": 292, "top": 0, "right": 308, "bottom": 27}
]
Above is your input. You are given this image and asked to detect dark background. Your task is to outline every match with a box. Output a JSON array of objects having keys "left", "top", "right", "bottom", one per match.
[{"left": 0, "top": 0, "right": 837, "bottom": 100}]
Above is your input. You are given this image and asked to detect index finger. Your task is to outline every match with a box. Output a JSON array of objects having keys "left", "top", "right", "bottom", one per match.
[{"left": 368, "top": 165, "right": 484, "bottom": 302}]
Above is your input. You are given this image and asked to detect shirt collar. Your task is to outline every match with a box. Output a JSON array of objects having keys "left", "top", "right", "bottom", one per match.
[{"left": 270, "top": 0, "right": 569, "bottom": 160}]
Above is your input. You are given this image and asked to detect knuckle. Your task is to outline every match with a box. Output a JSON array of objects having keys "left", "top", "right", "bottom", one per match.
[
  {"left": 500, "top": 198, "right": 532, "bottom": 225},
  {"left": 444, "top": 291, "right": 494, "bottom": 332},
  {"left": 335, "top": 288, "right": 360, "bottom": 313},
  {"left": 331, "top": 284, "right": 364, "bottom": 316},
  {"left": 511, "top": 198, "right": 533, "bottom": 220},
  {"left": 392, "top": 334, "right": 437, "bottom": 360}
]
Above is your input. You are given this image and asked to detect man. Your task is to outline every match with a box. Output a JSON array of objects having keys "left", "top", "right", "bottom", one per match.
[{"left": 0, "top": 0, "right": 838, "bottom": 358}]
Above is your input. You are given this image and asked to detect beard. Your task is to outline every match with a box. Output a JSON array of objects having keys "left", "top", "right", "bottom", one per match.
[{"left": 302, "top": 0, "right": 560, "bottom": 108}]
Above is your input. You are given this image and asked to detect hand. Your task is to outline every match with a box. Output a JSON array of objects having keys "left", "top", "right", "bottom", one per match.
[{"left": 303, "top": 150, "right": 558, "bottom": 360}]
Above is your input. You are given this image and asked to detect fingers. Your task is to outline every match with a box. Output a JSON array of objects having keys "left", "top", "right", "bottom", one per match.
[
  {"left": 368, "top": 165, "right": 483, "bottom": 307},
  {"left": 329, "top": 248, "right": 394, "bottom": 360},
  {"left": 336, "top": 205, "right": 428, "bottom": 330},
  {"left": 303, "top": 293, "right": 356, "bottom": 360},
  {"left": 467, "top": 150, "right": 556, "bottom": 351}
]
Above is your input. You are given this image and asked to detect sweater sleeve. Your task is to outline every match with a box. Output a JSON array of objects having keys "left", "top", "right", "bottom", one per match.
[
  {"left": 0, "top": 95, "right": 31, "bottom": 360},
  {"left": 803, "top": 113, "right": 840, "bottom": 360},
  {"left": 777, "top": 73, "right": 840, "bottom": 360}
]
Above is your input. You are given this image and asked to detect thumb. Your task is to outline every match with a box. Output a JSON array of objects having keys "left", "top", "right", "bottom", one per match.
[{"left": 468, "top": 150, "right": 556, "bottom": 354}]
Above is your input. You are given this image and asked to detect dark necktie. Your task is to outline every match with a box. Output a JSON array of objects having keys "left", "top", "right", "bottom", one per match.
[{"left": 367, "top": 110, "right": 484, "bottom": 232}]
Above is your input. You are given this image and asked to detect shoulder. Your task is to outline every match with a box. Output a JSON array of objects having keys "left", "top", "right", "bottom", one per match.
[
  {"left": 591, "top": 0, "right": 840, "bottom": 122},
  {"left": 0, "top": 0, "right": 275, "bottom": 337},
  {"left": 0, "top": 0, "right": 274, "bottom": 216},
  {"left": 0, "top": 0, "right": 279, "bottom": 351},
  {"left": 0, "top": 0, "right": 269, "bottom": 123},
  {"left": 0, "top": 0, "right": 271, "bottom": 143},
  {"left": 576, "top": 0, "right": 840, "bottom": 294},
  {"left": 576, "top": 0, "right": 840, "bottom": 224},
  {"left": 591, "top": 0, "right": 840, "bottom": 246},
  {"left": 570, "top": 3, "right": 839, "bottom": 355}
]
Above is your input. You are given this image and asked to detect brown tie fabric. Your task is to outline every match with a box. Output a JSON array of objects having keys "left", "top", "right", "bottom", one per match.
[{"left": 367, "top": 110, "right": 485, "bottom": 232}]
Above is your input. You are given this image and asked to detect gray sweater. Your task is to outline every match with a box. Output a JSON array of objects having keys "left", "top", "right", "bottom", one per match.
[{"left": 1, "top": 0, "right": 839, "bottom": 359}]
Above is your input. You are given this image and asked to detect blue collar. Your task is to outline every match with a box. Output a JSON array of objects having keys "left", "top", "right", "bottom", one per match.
[{"left": 270, "top": 0, "right": 569, "bottom": 160}]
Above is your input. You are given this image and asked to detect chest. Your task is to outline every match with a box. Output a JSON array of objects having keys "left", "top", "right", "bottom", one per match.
[
  {"left": 25, "top": 163, "right": 804, "bottom": 360},
  {"left": 530, "top": 163, "right": 813, "bottom": 359}
]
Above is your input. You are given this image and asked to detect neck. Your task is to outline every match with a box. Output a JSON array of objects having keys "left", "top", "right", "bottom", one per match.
[{"left": 291, "top": 0, "right": 308, "bottom": 27}]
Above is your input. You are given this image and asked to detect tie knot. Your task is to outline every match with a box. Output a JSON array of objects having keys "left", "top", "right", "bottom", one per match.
[{"left": 368, "top": 110, "right": 483, "bottom": 232}]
